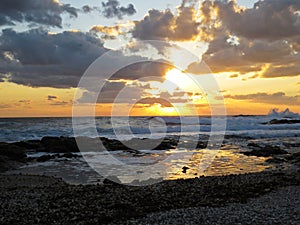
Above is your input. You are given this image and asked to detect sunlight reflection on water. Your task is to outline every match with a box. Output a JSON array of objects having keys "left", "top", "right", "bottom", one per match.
[{"left": 5, "top": 148, "right": 271, "bottom": 185}]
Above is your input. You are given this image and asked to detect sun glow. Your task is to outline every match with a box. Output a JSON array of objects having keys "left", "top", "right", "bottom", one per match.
[
  {"left": 165, "top": 68, "right": 201, "bottom": 92},
  {"left": 153, "top": 104, "right": 178, "bottom": 116}
]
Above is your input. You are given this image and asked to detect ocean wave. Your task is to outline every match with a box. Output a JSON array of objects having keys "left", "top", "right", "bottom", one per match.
[{"left": 0, "top": 116, "right": 300, "bottom": 142}]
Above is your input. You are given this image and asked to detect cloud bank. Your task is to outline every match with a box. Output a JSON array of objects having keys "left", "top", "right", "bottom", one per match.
[
  {"left": 101, "top": 0, "right": 136, "bottom": 19},
  {"left": 132, "top": 5, "right": 199, "bottom": 41},
  {"left": 224, "top": 92, "right": 300, "bottom": 105},
  {"left": 0, "top": 28, "right": 108, "bottom": 88},
  {"left": 191, "top": 0, "right": 300, "bottom": 78},
  {"left": 0, "top": 0, "right": 77, "bottom": 27},
  {"left": 129, "top": 0, "right": 300, "bottom": 79}
]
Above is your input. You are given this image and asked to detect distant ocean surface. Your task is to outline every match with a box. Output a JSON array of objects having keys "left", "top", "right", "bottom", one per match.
[{"left": 1, "top": 115, "right": 300, "bottom": 142}]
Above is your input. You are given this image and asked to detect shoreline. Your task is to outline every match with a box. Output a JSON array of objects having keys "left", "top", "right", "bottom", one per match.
[
  {"left": 0, "top": 135, "right": 300, "bottom": 224},
  {"left": 1, "top": 135, "right": 300, "bottom": 183},
  {"left": 0, "top": 169, "right": 300, "bottom": 224}
]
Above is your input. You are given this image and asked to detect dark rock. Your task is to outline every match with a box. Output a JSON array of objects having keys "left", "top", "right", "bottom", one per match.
[
  {"left": 265, "top": 157, "right": 287, "bottom": 163},
  {"left": 182, "top": 166, "right": 189, "bottom": 173},
  {"left": 0, "top": 156, "right": 19, "bottom": 172},
  {"left": 243, "top": 145, "right": 288, "bottom": 157},
  {"left": 197, "top": 141, "right": 208, "bottom": 149},
  {"left": 36, "top": 154, "right": 55, "bottom": 162},
  {"left": 247, "top": 142, "right": 261, "bottom": 148},
  {"left": 0, "top": 143, "right": 27, "bottom": 172},
  {"left": 103, "top": 176, "right": 122, "bottom": 185},
  {"left": 41, "top": 136, "right": 79, "bottom": 153},
  {"left": 155, "top": 139, "right": 177, "bottom": 150},
  {"left": 60, "top": 153, "right": 79, "bottom": 159},
  {"left": 285, "top": 152, "right": 300, "bottom": 163},
  {"left": 233, "top": 114, "right": 253, "bottom": 117},
  {"left": 0, "top": 143, "right": 27, "bottom": 161},
  {"left": 75, "top": 136, "right": 105, "bottom": 152},
  {"left": 14, "top": 140, "right": 42, "bottom": 150},
  {"left": 262, "top": 119, "right": 300, "bottom": 125},
  {"left": 225, "top": 135, "right": 253, "bottom": 140},
  {"left": 283, "top": 142, "right": 300, "bottom": 148}
]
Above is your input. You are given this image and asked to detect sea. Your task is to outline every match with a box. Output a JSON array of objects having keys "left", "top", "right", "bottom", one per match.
[{"left": 1, "top": 114, "right": 300, "bottom": 185}]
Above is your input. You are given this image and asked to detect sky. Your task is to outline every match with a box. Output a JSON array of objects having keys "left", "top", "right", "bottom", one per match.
[{"left": 0, "top": 0, "right": 299, "bottom": 117}]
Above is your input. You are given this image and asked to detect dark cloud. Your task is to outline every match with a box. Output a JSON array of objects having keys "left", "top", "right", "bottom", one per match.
[
  {"left": 50, "top": 101, "right": 69, "bottom": 106},
  {"left": 46, "top": 95, "right": 69, "bottom": 106},
  {"left": 132, "top": 9, "right": 174, "bottom": 40},
  {"left": 0, "top": 28, "right": 174, "bottom": 90},
  {"left": 47, "top": 95, "right": 58, "bottom": 101},
  {"left": 0, "top": 0, "right": 78, "bottom": 28},
  {"left": 82, "top": 5, "right": 94, "bottom": 13},
  {"left": 187, "top": 0, "right": 300, "bottom": 78},
  {"left": 78, "top": 63, "right": 175, "bottom": 104},
  {"left": 210, "top": 0, "right": 300, "bottom": 40},
  {"left": 132, "top": 6, "right": 199, "bottom": 41},
  {"left": 0, "top": 28, "right": 108, "bottom": 88},
  {"left": 16, "top": 99, "right": 32, "bottom": 107},
  {"left": 18, "top": 100, "right": 31, "bottom": 104},
  {"left": 101, "top": 0, "right": 136, "bottom": 19},
  {"left": 291, "top": 36, "right": 300, "bottom": 52},
  {"left": 189, "top": 37, "right": 294, "bottom": 75},
  {"left": 112, "top": 61, "right": 173, "bottom": 81},
  {"left": 261, "top": 54, "right": 300, "bottom": 78},
  {"left": 97, "top": 81, "right": 127, "bottom": 103},
  {"left": 224, "top": 92, "right": 300, "bottom": 105},
  {"left": 138, "top": 97, "right": 173, "bottom": 107},
  {"left": 79, "top": 81, "right": 144, "bottom": 104}
]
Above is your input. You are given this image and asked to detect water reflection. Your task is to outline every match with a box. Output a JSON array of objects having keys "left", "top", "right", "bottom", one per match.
[
  {"left": 5, "top": 149, "right": 271, "bottom": 185},
  {"left": 165, "top": 149, "right": 270, "bottom": 180}
]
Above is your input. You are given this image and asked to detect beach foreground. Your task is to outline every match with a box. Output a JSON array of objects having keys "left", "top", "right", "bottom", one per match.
[{"left": 0, "top": 169, "right": 299, "bottom": 225}]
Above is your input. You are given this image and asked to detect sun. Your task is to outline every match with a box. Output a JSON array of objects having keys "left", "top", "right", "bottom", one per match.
[
  {"left": 165, "top": 68, "right": 183, "bottom": 82},
  {"left": 165, "top": 68, "right": 200, "bottom": 92}
]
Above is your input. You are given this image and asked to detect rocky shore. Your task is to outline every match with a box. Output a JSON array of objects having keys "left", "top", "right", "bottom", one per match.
[
  {"left": 0, "top": 135, "right": 300, "bottom": 224},
  {"left": 2, "top": 135, "right": 300, "bottom": 172},
  {"left": 0, "top": 169, "right": 300, "bottom": 225},
  {"left": 0, "top": 135, "right": 205, "bottom": 171},
  {"left": 126, "top": 185, "right": 300, "bottom": 225}
]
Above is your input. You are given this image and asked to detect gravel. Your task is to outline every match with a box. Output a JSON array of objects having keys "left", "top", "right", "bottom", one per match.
[
  {"left": 126, "top": 186, "right": 300, "bottom": 225},
  {"left": 0, "top": 169, "right": 299, "bottom": 224}
]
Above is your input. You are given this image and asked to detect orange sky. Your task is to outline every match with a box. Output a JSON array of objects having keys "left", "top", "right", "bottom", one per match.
[
  {"left": 1, "top": 0, "right": 300, "bottom": 117},
  {"left": 1, "top": 73, "right": 299, "bottom": 117}
]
